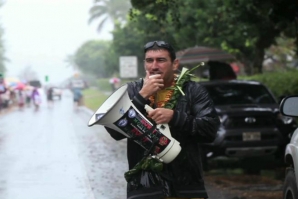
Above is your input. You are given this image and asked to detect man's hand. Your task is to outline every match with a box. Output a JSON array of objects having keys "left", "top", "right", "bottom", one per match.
[
  {"left": 146, "top": 108, "right": 174, "bottom": 124},
  {"left": 139, "top": 71, "right": 163, "bottom": 99}
]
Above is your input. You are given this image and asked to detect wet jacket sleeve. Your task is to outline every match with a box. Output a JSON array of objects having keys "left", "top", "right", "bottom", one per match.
[
  {"left": 105, "top": 127, "right": 126, "bottom": 140},
  {"left": 169, "top": 82, "right": 220, "bottom": 143}
]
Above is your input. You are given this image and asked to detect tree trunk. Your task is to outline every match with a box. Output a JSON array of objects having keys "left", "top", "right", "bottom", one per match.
[
  {"left": 241, "top": 58, "right": 253, "bottom": 76},
  {"left": 252, "top": 47, "right": 265, "bottom": 74}
]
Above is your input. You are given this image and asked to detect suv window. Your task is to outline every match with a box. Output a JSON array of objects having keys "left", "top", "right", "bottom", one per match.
[{"left": 204, "top": 84, "right": 276, "bottom": 105}]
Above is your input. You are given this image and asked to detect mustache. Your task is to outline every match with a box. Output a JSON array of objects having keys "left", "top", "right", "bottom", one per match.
[{"left": 150, "top": 70, "right": 162, "bottom": 75}]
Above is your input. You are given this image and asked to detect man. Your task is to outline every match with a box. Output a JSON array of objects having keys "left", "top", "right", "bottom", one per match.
[
  {"left": 72, "top": 87, "right": 83, "bottom": 110},
  {"left": 106, "top": 41, "right": 220, "bottom": 199},
  {"left": 46, "top": 87, "right": 54, "bottom": 108},
  {"left": 109, "top": 76, "right": 121, "bottom": 91}
]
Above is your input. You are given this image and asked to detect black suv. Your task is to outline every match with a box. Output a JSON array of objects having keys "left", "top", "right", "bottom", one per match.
[{"left": 199, "top": 80, "right": 297, "bottom": 168}]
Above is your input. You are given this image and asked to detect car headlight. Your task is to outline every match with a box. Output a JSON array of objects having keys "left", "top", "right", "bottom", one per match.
[{"left": 278, "top": 113, "right": 293, "bottom": 124}]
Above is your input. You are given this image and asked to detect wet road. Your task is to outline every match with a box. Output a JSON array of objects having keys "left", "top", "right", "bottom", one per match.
[
  {"left": 0, "top": 90, "right": 127, "bottom": 199},
  {"left": 0, "top": 89, "right": 282, "bottom": 199}
]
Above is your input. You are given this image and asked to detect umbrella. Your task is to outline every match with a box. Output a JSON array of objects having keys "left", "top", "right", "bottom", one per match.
[
  {"left": 4, "top": 77, "right": 21, "bottom": 87},
  {"left": 14, "top": 82, "right": 26, "bottom": 90},
  {"left": 176, "top": 46, "right": 235, "bottom": 65}
]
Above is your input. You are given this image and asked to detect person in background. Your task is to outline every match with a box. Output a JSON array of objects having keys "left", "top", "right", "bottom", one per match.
[
  {"left": 109, "top": 76, "right": 121, "bottom": 92},
  {"left": 46, "top": 87, "right": 54, "bottom": 108},
  {"left": 31, "top": 87, "right": 41, "bottom": 111},
  {"left": 17, "top": 88, "right": 25, "bottom": 111},
  {"left": 25, "top": 86, "right": 32, "bottom": 107},
  {"left": 72, "top": 87, "right": 82, "bottom": 110},
  {"left": 0, "top": 74, "right": 6, "bottom": 112},
  {"left": 104, "top": 41, "right": 220, "bottom": 199}
]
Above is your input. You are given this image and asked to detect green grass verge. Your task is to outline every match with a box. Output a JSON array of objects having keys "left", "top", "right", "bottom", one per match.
[{"left": 82, "top": 88, "right": 109, "bottom": 111}]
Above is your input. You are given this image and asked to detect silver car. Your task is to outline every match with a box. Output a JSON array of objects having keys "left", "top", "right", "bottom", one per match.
[{"left": 280, "top": 95, "right": 298, "bottom": 199}]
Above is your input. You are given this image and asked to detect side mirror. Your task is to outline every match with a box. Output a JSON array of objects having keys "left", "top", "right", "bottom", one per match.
[
  {"left": 278, "top": 95, "right": 286, "bottom": 105},
  {"left": 279, "top": 95, "right": 298, "bottom": 117}
]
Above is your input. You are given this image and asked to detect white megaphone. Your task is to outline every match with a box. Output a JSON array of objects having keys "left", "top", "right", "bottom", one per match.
[{"left": 88, "top": 84, "right": 181, "bottom": 163}]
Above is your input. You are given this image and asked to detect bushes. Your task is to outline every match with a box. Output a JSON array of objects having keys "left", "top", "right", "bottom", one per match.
[
  {"left": 92, "top": 70, "right": 298, "bottom": 100},
  {"left": 82, "top": 88, "right": 109, "bottom": 111},
  {"left": 96, "top": 78, "right": 137, "bottom": 92},
  {"left": 240, "top": 70, "right": 298, "bottom": 98}
]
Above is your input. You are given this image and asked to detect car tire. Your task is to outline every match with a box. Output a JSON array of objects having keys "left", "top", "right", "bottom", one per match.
[{"left": 283, "top": 168, "right": 298, "bottom": 199}]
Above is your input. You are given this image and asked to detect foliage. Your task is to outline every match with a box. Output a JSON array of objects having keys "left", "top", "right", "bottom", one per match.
[
  {"left": 64, "top": 54, "right": 79, "bottom": 71},
  {"left": 164, "top": 63, "right": 204, "bottom": 109},
  {"left": 74, "top": 0, "right": 298, "bottom": 78},
  {"left": 0, "top": 22, "right": 6, "bottom": 74},
  {"left": 96, "top": 77, "right": 132, "bottom": 92},
  {"left": 264, "top": 37, "right": 297, "bottom": 71},
  {"left": 82, "top": 88, "right": 109, "bottom": 111},
  {"left": 240, "top": 69, "right": 298, "bottom": 98},
  {"left": 74, "top": 40, "right": 117, "bottom": 77},
  {"left": 89, "top": 0, "right": 131, "bottom": 32},
  {"left": 112, "top": 13, "right": 177, "bottom": 77},
  {"left": 128, "top": 0, "right": 298, "bottom": 75},
  {"left": 96, "top": 78, "right": 113, "bottom": 91}
]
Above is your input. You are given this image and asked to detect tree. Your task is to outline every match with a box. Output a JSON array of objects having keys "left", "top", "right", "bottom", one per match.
[
  {"left": 64, "top": 54, "right": 79, "bottom": 72},
  {"left": 74, "top": 40, "right": 117, "bottom": 77},
  {"left": 0, "top": 27, "right": 6, "bottom": 74},
  {"left": 0, "top": 1, "right": 7, "bottom": 75},
  {"left": 112, "top": 13, "right": 177, "bottom": 77},
  {"left": 88, "top": 0, "right": 131, "bottom": 33},
  {"left": 130, "top": 0, "right": 298, "bottom": 75},
  {"left": 264, "top": 36, "right": 297, "bottom": 71}
]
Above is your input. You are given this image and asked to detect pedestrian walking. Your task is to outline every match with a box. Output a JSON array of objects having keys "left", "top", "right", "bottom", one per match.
[
  {"left": 25, "top": 86, "right": 32, "bottom": 107},
  {"left": 31, "top": 88, "right": 41, "bottom": 111},
  {"left": 109, "top": 76, "right": 120, "bottom": 91},
  {"left": 72, "top": 88, "right": 82, "bottom": 110},
  {"left": 0, "top": 74, "right": 6, "bottom": 112},
  {"left": 46, "top": 87, "right": 54, "bottom": 108},
  {"left": 103, "top": 41, "right": 220, "bottom": 199},
  {"left": 17, "top": 88, "right": 25, "bottom": 111}
]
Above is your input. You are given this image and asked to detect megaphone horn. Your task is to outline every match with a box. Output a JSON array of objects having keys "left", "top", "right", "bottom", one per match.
[{"left": 88, "top": 84, "right": 181, "bottom": 163}]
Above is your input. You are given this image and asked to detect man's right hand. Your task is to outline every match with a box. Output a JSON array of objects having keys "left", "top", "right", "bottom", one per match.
[{"left": 139, "top": 71, "right": 164, "bottom": 99}]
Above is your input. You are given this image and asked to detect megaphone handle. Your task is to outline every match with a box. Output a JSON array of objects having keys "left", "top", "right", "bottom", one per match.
[
  {"left": 144, "top": 105, "right": 172, "bottom": 138},
  {"left": 144, "top": 104, "right": 156, "bottom": 124},
  {"left": 144, "top": 104, "right": 153, "bottom": 112}
]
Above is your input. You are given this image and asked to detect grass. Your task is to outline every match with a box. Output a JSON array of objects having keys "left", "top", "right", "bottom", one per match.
[{"left": 82, "top": 88, "right": 109, "bottom": 111}]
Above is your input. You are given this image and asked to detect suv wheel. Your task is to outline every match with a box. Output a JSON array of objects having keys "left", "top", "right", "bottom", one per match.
[{"left": 283, "top": 168, "right": 298, "bottom": 199}]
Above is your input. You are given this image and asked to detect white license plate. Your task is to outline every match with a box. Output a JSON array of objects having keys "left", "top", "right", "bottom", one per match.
[{"left": 242, "top": 132, "right": 261, "bottom": 141}]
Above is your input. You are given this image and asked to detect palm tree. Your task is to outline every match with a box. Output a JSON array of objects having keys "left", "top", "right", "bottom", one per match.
[
  {"left": 64, "top": 54, "right": 79, "bottom": 72},
  {"left": 88, "top": 0, "right": 131, "bottom": 33}
]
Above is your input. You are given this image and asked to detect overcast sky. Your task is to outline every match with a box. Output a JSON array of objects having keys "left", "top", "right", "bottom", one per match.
[{"left": 0, "top": 0, "right": 113, "bottom": 84}]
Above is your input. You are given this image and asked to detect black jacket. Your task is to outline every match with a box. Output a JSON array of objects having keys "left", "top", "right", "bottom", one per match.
[{"left": 106, "top": 78, "right": 220, "bottom": 199}]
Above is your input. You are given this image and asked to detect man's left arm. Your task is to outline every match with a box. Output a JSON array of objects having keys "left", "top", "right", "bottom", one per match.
[{"left": 169, "top": 84, "right": 220, "bottom": 142}]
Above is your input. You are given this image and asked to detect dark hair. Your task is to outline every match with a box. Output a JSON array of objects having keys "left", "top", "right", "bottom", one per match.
[{"left": 144, "top": 41, "right": 176, "bottom": 61}]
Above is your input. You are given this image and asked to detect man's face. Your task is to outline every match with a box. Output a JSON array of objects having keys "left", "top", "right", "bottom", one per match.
[{"left": 144, "top": 49, "right": 179, "bottom": 85}]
